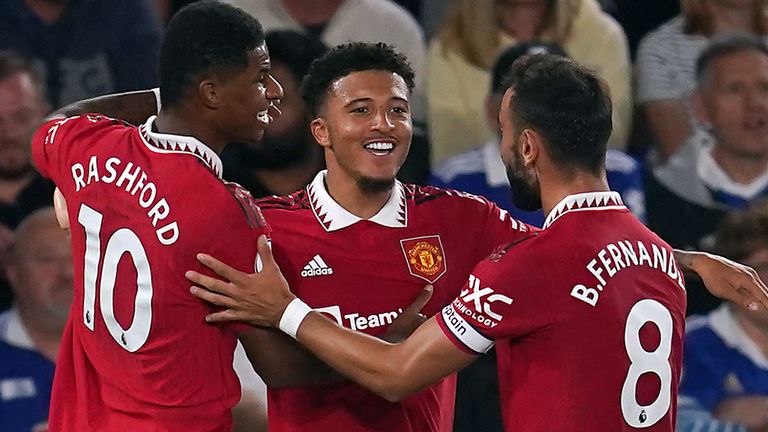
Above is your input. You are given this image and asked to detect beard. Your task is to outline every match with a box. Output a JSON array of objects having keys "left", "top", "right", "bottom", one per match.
[
  {"left": 506, "top": 154, "right": 541, "bottom": 212},
  {"left": 239, "top": 127, "right": 313, "bottom": 170},
  {"left": 358, "top": 176, "right": 395, "bottom": 194}
]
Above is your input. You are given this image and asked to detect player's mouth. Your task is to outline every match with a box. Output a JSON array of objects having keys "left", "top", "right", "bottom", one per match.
[
  {"left": 363, "top": 138, "right": 396, "bottom": 156},
  {"left": 744, "top": 117, "right": 768, "bottom": 132},
  {"left": 256, "top": 109, "right": 272, "bottom": 127}
]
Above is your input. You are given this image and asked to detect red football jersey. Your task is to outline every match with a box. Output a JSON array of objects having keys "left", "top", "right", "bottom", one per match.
[
  {"left": 437, "top": 191, "right": 687, "bottom": 431},
  {"left": 257, "top": 171, "right": 533, "bottom": 432},
  {"left": 32, "top": 115, "right": 267, "bottom": 431}
]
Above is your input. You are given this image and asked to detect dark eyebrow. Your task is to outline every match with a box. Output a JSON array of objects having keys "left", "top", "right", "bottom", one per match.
[{"left": 343, "top": 97, "right": 372, "bottom": 108}]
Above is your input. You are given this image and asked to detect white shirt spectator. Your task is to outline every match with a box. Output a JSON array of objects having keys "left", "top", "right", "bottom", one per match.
[{"left": 225, "top": 0, "right": 426, "bottom": 120}]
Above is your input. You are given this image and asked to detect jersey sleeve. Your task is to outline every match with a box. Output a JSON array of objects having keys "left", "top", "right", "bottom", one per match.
[
  {"left": 32, "top": 114, "right": 121, "bottom": 184},
  {"left": 436, "top": 246, "right": 545, "bottom": 355},
  {"left": 470, "top": 193, "right": 538, "bottom": 261},
  {"left": 213, "top": 184, "right": 272, "bottom": 335}
]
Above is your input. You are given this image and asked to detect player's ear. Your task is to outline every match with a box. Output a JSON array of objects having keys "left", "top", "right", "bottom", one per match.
[
  {"left": 311, "top": 117, "right": 331, "bottom": 149},
  {"left": 198, "top": 80, "right": 219, "bottom": 109},
  {"left": 520, "top": 129, "right": 539, "bottom": 167}
]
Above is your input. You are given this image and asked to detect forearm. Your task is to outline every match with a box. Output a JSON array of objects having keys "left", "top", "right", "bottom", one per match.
[
  {"left": 293, "top": 312, "right": 474, "bottom": 402},
  {"left": 239, "top": 327, "right": 344, "bottom": 388},
  {"left": 52, "top": 89, "right": 159, "bottom": 125}
]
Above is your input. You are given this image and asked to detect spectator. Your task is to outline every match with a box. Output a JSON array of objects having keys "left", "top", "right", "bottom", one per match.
[
  {"left": 614, "top": 0, "right": 679, "bottom": 58},
  {"left": 647, "top": 34, "right": 768, "bottom": 314},
  {"left": 222, "top": 30, "right": 327, "bottom": 198},
  {"left": 431, "top": 42, "right": 645, "bottom": 227},
  {"left": 224, "top": 0, "right": 426, "bottom": 120},
  {"left": 0, "top": 51, "right": 56, "bottom": 311},
  {"left": 0, "top": 0, "right": 162, "bottom": 108},
  {"left": 0, "top": 208, "right": 72, "bottom": 431},
  {"left": 677, "top": 201, "right": 768, "bottom": 432},
  {"left": 0, "top": 340, "right": 54, "bottom": 432},
  {"left": 154, "top": 0, "right": 199, "bottom": 25},
  {"left": 636, "top": 0, "right": 768, "bottom": 161},
  {"left": 426, "top": 0, "right": 631, "bottom": 166},
  {"left": 0, "top": 51, "right": 55, "bottom": 230}
]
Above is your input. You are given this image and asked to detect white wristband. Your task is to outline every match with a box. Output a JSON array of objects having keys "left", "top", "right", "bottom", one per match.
[
  {"left": 278, "top": 298, "right": 312, "bottom": 339},
  {"left": 151, "top": 87, "right": 161, "bottom": 113}
]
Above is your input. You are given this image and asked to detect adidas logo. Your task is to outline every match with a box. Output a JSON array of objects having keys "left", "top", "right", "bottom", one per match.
[{"left": 301, "top": 255, "right": 334, "bottom": 277}]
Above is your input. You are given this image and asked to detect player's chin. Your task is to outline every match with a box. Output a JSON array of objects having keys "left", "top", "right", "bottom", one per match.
[
  {"left": 357, "top": 174, "right": 396, "bottom": 193},
  {"left": 240, "top": 129, "right": 266, "bottom": 146}
]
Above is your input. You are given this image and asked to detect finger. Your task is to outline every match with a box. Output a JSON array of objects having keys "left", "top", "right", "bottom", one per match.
[
  {"left": 737, "top": 286, "right": 762, "bottom": 312},
  {"left": 189, "top": 286, "right": 241, "bottom": 309},
  {"left": 751, "top": 274, "right": 768, "bottom": 309},
  {"left": 196, "top": 253, "right": 248, "bottom": 283},
  {"left": 257, "top": 235, "right": 279, "bottom": 270},
  {"left": 205, "top": 309, "right": 247, "bottom": 323},
  {"left": 402, "top": 285, "right": 434, "bottom": 317},
  {"left": 185, "top": 270, "right": 237, "bottom": 296}
]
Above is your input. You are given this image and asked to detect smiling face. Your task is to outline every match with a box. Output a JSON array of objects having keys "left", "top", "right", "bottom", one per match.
[
  {"left": 696, "top": 49, "right": 768, "bottom": 159},
  {"left": 312, "top": 69, "right": 412, "bottom": 193},
  {"left": 213, "top": 42, "right": 284, "bottom": 146}
]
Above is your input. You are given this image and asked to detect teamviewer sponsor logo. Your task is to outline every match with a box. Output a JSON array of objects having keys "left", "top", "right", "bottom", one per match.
[{"left": 301, "top": 255, "right": 334, "bottom": 277}]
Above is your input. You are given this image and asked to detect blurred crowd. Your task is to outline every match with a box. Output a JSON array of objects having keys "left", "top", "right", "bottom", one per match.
[{"left": 2, "top": 0, "right": 768, "bottom": 431}]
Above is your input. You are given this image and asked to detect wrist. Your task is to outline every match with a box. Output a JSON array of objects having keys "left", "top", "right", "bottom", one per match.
[{"left": 278, "top": 297, "right": 311, "bottom": 339}]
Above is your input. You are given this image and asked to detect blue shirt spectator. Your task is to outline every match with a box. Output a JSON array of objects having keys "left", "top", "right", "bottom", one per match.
[
  {"left": 0, "top": 340, "right": 54, "bottom": 432},
  {"left": 431, "top": 142, "right": 646, "bottom": 227},
  {"left": 679, "top": 304, "right": 768, "bottom": 431},
  {"left": 0, "top": 0, "right": 161, "bottom": 108}
]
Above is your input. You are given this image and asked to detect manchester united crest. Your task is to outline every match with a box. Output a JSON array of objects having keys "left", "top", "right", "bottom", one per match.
[{"left": 400, "top": 235, "right": 447, "bottom": 283}]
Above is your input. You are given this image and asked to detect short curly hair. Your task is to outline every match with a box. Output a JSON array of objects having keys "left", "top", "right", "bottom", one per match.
[
  {"left": 300, "top": 42, "right": 415, "bottom": 117},
  {"left": 160, "top": 0, "right": 265, "bottom": 108}
]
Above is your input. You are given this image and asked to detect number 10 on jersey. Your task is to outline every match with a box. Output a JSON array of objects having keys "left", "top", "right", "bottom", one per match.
[{"left": 78, "top": 203, "right": 154, "bottom": 352}]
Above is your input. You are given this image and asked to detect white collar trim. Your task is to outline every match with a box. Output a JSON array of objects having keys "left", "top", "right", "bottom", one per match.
[
  {"left": 483, "top": 139, "right": 509, "bottom": 187},
  {"left": 709, "top": 304, "right": 768, "bottom": 369},
  {"left": 543, "top": 191, "right": 625, "bottom": 229},
  {"left": 138, "top": 116, "right": 223, "bottom": 179},
  {"left": 697, "top": 146, "right": 768, "bottom": 198},
  {"left": 0, "top": 307, "right": 34, "bottom": 350},
  {"left": 307, "top": 170, "right": 407, "bottom": 231}
]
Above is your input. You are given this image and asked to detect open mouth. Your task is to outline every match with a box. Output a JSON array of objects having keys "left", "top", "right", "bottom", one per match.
[
  {"left": 745, "top": 118, "right": 768, "bottom": 132},
  {"left": 256, "top": 110, "right": 271, "bottom": 126},
  {"left": 363, "top": 140, "right": 395, "bottom": 156}
]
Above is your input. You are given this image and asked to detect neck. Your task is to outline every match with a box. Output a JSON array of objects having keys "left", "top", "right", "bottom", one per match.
[
  {"left": 539, "top": 170, "right": 610, "bottom": 221},
  {"left": 155, "top": 108, "right": 226, "bottom": 154},
  {"left": 0, "top": 172, "right": 34, "bottom": 204},
  {"left": 732, "top": 305, "right": 768, "bottom": 357},
  {"left": 281, "top": 0, "right": 344, "bottom": 25},
  {"left": 710, "top": 2, "right": 757, "bottom": 34},
  {"left": 711, "top": 146, "right": 768, "bottom": 184},
  {"left": 324, "top": 166, "right": 392, "bottom": 219},
  {"left": 18, "top": 310, "right": 62, "bottom": 362},
  {"left": 252, "top": 147, "right": 323, "bottom": 196},
  {"left": 24, "top": 0, "right": 69, "bottom": 24}
]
